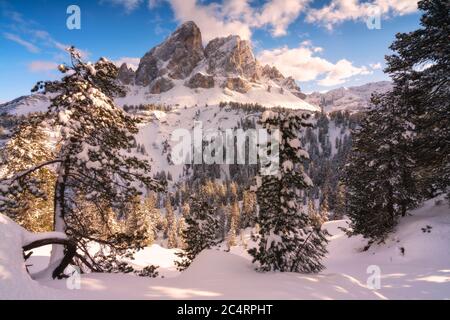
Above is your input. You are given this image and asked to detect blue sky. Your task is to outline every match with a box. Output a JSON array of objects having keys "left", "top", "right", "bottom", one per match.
[{"left": 0, "top": 0, "right": 422, "bottom": 102}]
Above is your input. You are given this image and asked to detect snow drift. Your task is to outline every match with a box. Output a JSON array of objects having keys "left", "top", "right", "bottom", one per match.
[{"left": 1, "top": 196, "right": 449, "bottom": 299}]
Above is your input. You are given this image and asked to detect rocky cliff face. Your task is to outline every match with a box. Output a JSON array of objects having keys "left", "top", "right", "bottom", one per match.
[
  {"left": 117, "top": 63, "right": 135, "bottom": 85},
  {"left": 135, "top": 21, "right": 204, "bottom": 90},
  {"left": 124, "top": 21, "right": 306, "bottom": 98},
  {"left": 204, "top": 35, "right": 260, "bottom": 81}
]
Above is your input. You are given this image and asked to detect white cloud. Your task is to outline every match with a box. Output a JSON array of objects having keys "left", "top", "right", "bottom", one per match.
[
  {"left": 169, "top": 0, "right": 252, "bottom": 42},
  {"left": 319, "top": 59, "right": 371, "bottom": 86},
  {"left": 306, "top": 0, "right": 419, "bottom": 30},
  {"left": 100, "top": 0, "right": 143, "bottom": 13},
  {"left": 168, "top": 0, "right": 310, "bottom": 42},
  {"left": 370, "top": 62, "right": 382, "bottom": 69},
  {"left": 148, "top": 0, "right": 162, "bottom": 9},
  {"left": 258, "top": 42, "right": 370, "bottom": 86},
  {"left": 28, "top": 60, "right": 58, "bottom": 72},
  {"left": 114, "top": 57, "right": 141, "bottom": 70},
  {"left": 255, "top": 0, "right": 309, "bottom": 36},
  {"left": 3, "top": 33, "right": 40, "bottom": 53}
]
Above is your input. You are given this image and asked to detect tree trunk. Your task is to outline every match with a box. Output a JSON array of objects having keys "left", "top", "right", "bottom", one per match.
[
  {"left": 24, "top": 238, "right": 76, "bottom": 279},
  {"left": 49, "top": 163, "right": 69, "bottom": 268}
]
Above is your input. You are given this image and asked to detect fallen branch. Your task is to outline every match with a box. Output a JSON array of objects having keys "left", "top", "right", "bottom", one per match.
[{"left": 23, "top": 237, "right": 77, "bottom": 279}]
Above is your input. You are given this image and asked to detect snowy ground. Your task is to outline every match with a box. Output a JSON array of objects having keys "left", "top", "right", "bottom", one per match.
[{"left": 1, "top": 197, "right": 449, "bottom": 299}]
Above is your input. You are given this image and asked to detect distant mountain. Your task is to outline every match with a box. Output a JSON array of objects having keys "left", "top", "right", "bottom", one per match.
[{"left": 305, "top": 81, "right": 393, "bottom": 112}]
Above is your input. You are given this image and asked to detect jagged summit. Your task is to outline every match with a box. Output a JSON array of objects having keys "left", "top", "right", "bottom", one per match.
[
  {"left": 134, "top": 21, "right": 204, "bottom": 88},
  {"left": 116, "top": 21, "right": 312, "bottom": 108}
]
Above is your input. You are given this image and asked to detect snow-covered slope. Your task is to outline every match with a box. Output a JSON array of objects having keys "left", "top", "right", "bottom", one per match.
[
  {"left": 2, "top": 196, "right": 449, "bottom": 299},
  {"left": 0, "top": 214, "right": 67, "bottom": 299},
  {"left": 115, "top": 80, "right": 316, "bottom": 111},
  {"left": 305, "top": 81, "right": 392, "bottom": 112},
  {"left": 0, "top": 94, "right": 51, "bottom": 116}
]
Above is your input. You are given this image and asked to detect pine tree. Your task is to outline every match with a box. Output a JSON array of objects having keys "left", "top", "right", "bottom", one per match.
[
  {"left": 344, "top": 93, "right": 419, "bottom": 244},
  {"left": 181, "top": 201, "right": 190, "bottom": 217},
  {"left": 165, "top": 195, "right": 177, "bottom": 248},
  {"left": 319, "top": 194, "right": 329, "bottom": 224},
  {"left": 125, "top": 196, "right": 153, "bottom": 247},
  {"left": 227, "top": 201, "right": 240, "bottom": 249},
  {"left": 0, "top": 119, "right": 55, "bottom": 231},
  {"left": 0, "top": 47, "right": 163, "bottom": 276},
  {"left": 333, "top": 182, "right": 346, "bottom": 220},
  {"left": 176, "top": 216, "right": 187, "bottom": 249},
  {"left": 241, "top": 190, "right": 256, "bottom": 228},
  {"left": 142, "top": 192, "right": 161, "bottom": 243},
  {"left": 385, "top": 0, "right": 449, "bottom": 195},
  {"left": 249, "top": 110, "right": 328, "bottom": 273},
  {"left": 307, "top": 199, "right": 321, "bottom": 228},
  {"left": 175, "top": 193, "right": 219, "bottom": 270}
]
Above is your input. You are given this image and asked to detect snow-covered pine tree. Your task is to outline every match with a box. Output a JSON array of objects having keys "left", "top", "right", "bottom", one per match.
[
  {"left": 175, "top": 193, "right": 219, "bottom": 271},
  {"left": 333, "top": 182, "right": 346, "bottom": 220},
  {"left": 344, "top": 93, "right": 419, "bottom": 244},
  {"left": 0, "top": 47, "right": 163, "bottom": 277},
  {"left": 165, "top": 195, "right": 178, "bottom": 248},
  {"left": 125, "top": 195, "right": 153, "bottom": 246},
  {"left": 385, "top": 0, "right": 449, "bottom": 196},
  {"left": 249, "top": 110, "right": 328, "bottom": 273},
  {"left": 241, "top": 190, "right": 256, "bottom": 228},
  {"left": 0, "top": 117, "right": 55, "bottom": 231},
  {"left": 227, "top": 201, "right": 240, "bottom": 249},
  {"left": 181, "top": 201, "right": 190, "bottom": 217},
  {"left": 319, "top": 195, "right": 329, "bottom": 224},
  {"left": 307, "top": 199, "right": 320, "bottom": 228},
  {"left": 142, "top": 192, "right": 161, "bottom": 243},
  {"left": 176, "top": 216, "right": 186, "bottom": 249}
]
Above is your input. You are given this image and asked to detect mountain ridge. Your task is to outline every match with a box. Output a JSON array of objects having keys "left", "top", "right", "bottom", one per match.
[
  {"left": 114, "top": 21, "right": 312, "bottom": 109},
  {"left": 305, "top": 81, "right": 392, "bottom": 112}
]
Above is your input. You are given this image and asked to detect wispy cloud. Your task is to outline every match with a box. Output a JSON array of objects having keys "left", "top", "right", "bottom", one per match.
[
  {"left": 28, "top": 60, "right": 58, "bottom": 72},
  {"left": 100, "top": 0, "right": 144, "bottom": 13},
  {"left": 1, "top": 9, "right": 90, "bottom": 60},
  {"left": 3, "top": 32, "right": 40, "bottom": 53},
  {"left": 370, "top": 62, "right": 382, "bottom": 70}
]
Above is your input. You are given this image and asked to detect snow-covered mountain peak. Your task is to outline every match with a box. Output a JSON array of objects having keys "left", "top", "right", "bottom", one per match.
[
  {"left": 305, "top": 81, "right": 393, "bottom": 112},
  {"left": 117, "top": 21, "right": 315, "bottom": 110}
]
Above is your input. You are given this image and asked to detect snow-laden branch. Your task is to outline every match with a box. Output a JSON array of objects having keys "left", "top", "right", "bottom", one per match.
[{"left": 3, "top": 159, "right": 62, "bottom": 183}]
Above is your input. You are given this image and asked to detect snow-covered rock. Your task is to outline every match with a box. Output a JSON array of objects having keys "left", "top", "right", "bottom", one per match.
[
  {"left": 0, "top": 214, "right": 67, "bottom": 299},
  {"left": 305, "top": 81, "right": 393, "bottom": 112}
]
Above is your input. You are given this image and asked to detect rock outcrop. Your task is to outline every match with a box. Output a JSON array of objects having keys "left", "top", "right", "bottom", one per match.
[
  {"left": 222, "top": 77, "right": 251, "bottom": 94},
  {"left": 135, "top": 21, "right": 204, "bottom": 86},
  {"left": 117, "top": 63, "right": 135, "bottom": 85},
  {"left": 149, "top": 77, "right": 175, "bottom": 94},
  {"left": 185, "top": 73, "right": 215, "bottom": 89}
]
